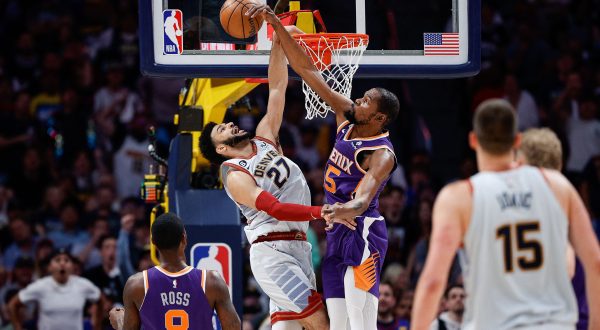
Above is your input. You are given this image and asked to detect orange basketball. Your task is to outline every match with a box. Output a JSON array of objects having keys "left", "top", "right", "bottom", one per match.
[{"left": 220, "top": 0, "right": 264, "bottom": 39}]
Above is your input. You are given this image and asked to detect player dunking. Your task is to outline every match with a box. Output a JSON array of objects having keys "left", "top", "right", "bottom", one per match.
[
  {"left": 108, "top": 212, "right": 240, "bottom": 330},
  {"left": 199, "top": 35, "right": 352, "bottom": 330},
  {"left": 247, "top": 5, "right": 400, "bottom": 329},
  {"left": 411, "top": 100, "right": 600, "bottom": 329}
]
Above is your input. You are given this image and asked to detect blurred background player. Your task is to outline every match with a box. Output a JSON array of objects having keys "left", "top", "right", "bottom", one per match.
[
  {"left": 108, "top": 212, "right": 240, "bottom": 330},
  {"left": 8, "top": 249, "right": 101, "bottom": 330},
  {"left": 246, "top": 5, "right": 400, "bottom": 329},
  {"left": 516, "top": 128, "right": 563, "bottom": 171},
  {"left": 199, "top": 35, "right": 342, "bottom": 330},
  {"left": 411, "top": 99, "right": 600, "bottom": 329},
  {"left": 516, "top": 127, "right": 588, "bottom": 330}
]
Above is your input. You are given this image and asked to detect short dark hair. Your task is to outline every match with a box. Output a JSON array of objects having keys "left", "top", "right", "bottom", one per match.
[
  {"left": 199, "top": 122, "right": 228, "bottom": 165},
  {"left": 444, "top": 284, "right": 464, "bottom": 298},
  {"left": 48, "top": 247, "right": 74, "bottom": 263},
  {"left": 473, "top": 99, "right": 517, "bottom": 155},
  {"left": 151, "top": 212, "right": 185, "bottom": 251},
  {"left": 97, "top": 234, "right": 116, "bottom": 249},
  {"left": 375, "top": 87, "right": 400, "bottom": 125}
]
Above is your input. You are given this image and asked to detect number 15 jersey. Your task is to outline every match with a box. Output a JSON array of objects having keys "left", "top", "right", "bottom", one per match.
[
  {"left": 221, "top": 138, "right": 311, "bottom": 244},
  {"left": 463, "top": 165, "right": 577, "bottom": 330}
]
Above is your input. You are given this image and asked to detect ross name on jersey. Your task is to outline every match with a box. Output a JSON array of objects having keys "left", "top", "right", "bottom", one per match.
[
  {"left": 328, "top": 148, "right": 353, "bottom": 174},
  {"left": 254, "top": 150, "right": 280, "bottom": 177},
  {"left": 497, "top": 191, "right": 532, "bottom": 211},
  {"left": 160, "top": 291, "right": 190, "bottom": 307}
]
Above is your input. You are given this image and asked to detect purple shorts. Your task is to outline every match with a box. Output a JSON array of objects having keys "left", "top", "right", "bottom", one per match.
[{"left": 322, "top": 215, "right": 388, "bottom": 299}]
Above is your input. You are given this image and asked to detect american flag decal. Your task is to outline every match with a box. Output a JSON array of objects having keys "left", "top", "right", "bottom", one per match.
[{"left": 423, "top": 33, "right": 459, "bottom": 56}]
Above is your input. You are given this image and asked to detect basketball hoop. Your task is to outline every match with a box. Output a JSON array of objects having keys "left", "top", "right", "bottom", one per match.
[{"left": 293, "top": 33, "right": 369, "bottom": 120}]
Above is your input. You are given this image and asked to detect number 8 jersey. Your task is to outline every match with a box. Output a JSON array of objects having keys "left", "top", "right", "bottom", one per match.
[
  {"left": 139, "top": 266, "right": 213, "bottom": 330},
  {"left": 221, "top": 138, "right": 311, "bottom": 244},
  {"left": 463, "top": 165, "right": 577, "bottom": 330}
]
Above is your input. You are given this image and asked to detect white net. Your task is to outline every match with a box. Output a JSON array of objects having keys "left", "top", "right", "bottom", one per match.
[{"left": 294, "top": 34, "right": 369, "bottom": 120}]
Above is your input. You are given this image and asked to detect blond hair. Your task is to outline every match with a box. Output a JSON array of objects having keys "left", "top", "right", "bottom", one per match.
[{"left": 519, "top": 128, "right": 562, "bottom": 170}]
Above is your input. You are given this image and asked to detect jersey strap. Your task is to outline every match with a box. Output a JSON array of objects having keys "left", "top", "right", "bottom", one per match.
[
  {"left": 337, "top": 120, "right": 351, "bottom": 134},
  {"left": 353, "top": 145, "right": 397, "bottom": 174},
  {"left": 200, "top": 269, "right": 206, "bottom": 292},
  {"left": 254, "top": 136, "right": 279, "bottom": 150}
]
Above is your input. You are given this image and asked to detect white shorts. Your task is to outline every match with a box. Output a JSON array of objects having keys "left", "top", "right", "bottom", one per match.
[{"left": 249, "top": 240, "right": 323, "bottom": 324}]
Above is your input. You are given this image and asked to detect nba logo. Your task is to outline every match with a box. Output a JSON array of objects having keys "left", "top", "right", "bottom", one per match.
[
  {"left": 163, "top": 9, "right": 183, "bottom": 55},
  {"left": 190, "top": 243, "right": 232, "bottom": 288}
]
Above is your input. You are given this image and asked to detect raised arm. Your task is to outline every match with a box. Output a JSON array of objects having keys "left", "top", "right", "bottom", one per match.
[
  {"left": 411, "top": 182, "right": 468, "bottom": 330},
  {"left": 255, "top": 34, "right": 288, "bottom": 144},
  {"left": 246, "top": 4, "right": 354, "bottom": 125},
  {"left": 322, "top": 149, "right": 395, "bottom": 219},
  {"left": 204, "top": 270, "right": 241, "bottom": 330}
]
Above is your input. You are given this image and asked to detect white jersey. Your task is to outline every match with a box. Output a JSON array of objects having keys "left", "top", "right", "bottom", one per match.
[
  {"left": 18, "top": 276, "right": 100, "bottom": 330},
  {"left": 462, "top": 165, "right": 577, "bottom": 330},
  {"left": 221, "top": 138, "right": 311, "bottom": 243}
]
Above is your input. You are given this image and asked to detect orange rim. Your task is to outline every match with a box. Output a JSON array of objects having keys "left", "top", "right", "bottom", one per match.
[{"left": 293, "top": 33, "right": 369, "bottom": 50}]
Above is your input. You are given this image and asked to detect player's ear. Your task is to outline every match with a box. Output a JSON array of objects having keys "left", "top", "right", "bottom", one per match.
[
  {"left": 375, "top": 113, "right": 386, "bottom": 124},
  {"left": 512, "top": 132, "right": 522, "bottom": 150},
  {"left": 468, "top": 131, "right": 478, "bottom": 151},
  {"left": 181, "top": 232, "right": 187, "bottom": 250},
  {"left": 216, "top": 144, "right": 227, "bottom": 155}
]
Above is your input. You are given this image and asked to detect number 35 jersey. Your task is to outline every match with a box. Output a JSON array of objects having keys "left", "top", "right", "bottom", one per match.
[
  {"left": 463, "top": 165, "right": 577, "bottom": 330},
  {"left": 221, "top": 138, "right": 311, "bottom": 244}
]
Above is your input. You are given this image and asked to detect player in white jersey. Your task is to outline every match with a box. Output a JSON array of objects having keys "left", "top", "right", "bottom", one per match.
[
  {"left": 199, "top": 33, "right": 353, "bottom": 330},
  {"left": 411, "top": 99, "right": 600, "bottom": 330}
]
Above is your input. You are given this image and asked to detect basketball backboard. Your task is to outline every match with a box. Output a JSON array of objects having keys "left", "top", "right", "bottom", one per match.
[{"left": 139, "top": 0, "right": 480, "bottom": 78}]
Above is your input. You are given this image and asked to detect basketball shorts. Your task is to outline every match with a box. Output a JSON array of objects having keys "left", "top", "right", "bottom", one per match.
[
  {"left": 322, "top": 215, "right": 388, "bottom": 299},
  {"left": 249, "top": 240, "right": 323, "bottom": 324}
]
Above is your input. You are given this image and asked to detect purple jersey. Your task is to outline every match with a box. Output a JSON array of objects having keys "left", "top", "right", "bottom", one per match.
[
  {"left": 139, "top": 266, "right": 213, "bottom": 330},
  {"left": 573, "top": 258, "right": 588, "bottom": 330},
  {"left": 324, "top": 121, "right": 396, "bottom": 216},
  {"left": 322, "top": 121, "right": 396, "bottom": 299}
]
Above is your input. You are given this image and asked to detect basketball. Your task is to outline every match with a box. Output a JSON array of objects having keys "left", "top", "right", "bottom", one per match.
[
  {"left": 175, "top": 30, "right": 182, "bottom": 36},
  {"left": 220, "top": 0, "right": 264, "bottom": 39}
]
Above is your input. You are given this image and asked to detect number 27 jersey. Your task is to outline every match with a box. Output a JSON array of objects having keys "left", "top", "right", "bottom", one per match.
[{"left": 221, "top": 138, "right": 311, "bottom": 244}]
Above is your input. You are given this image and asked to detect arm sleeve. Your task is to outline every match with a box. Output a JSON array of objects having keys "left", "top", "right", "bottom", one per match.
[{"left": 255, "top": 191, "right": 322, "bottom": 221}]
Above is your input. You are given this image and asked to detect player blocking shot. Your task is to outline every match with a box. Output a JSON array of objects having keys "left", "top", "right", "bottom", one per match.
[
  {"left": 246, "top": 5, "right": 400, "bottom": 329},
  {"left": 411, "top": 100, "right": 600, "bottom": 330},
  {"left": 198, "top": 35, "right": 352, "bottom": 329},
  {"left": 108, "top": 213, "right": 240, "bottom": 330}
]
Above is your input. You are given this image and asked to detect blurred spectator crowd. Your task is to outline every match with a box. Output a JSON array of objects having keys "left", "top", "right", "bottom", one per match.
[{"left": 0, "top": 0, "right": 598, "bottom": 329}]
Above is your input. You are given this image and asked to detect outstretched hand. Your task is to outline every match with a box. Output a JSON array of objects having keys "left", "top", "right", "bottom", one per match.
[
  {"left": 322, "top": 204, "right": 357, "bottom": 231},
  {"left": 322, "top": 202, "right": 362, "bottom": 221},
  {"left": 245, "top": 4, "right": 278, "bottom": 25}
]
